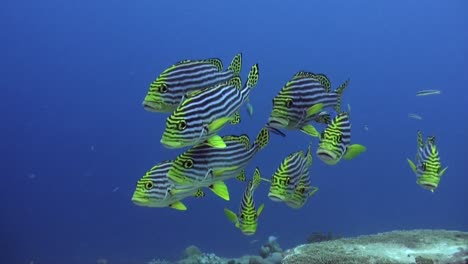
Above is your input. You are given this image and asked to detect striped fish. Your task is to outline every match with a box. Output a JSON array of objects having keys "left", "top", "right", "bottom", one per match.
[
  {"left": 407, "top": 131, "right": 448, "bottom": 192},
  {"left": 160, "top": 64, "right": 259, "bottom": 149},
  {"left": 224, "top": 167, "right": 264, "bottom": 236},
  {"left": 316, "top": 112, "right": 366, "bottom": 165},
  {"left": 131, "top": 160, "right": 229, "bottom": 210},
  {"left": 143, "top": 53, "right": 242, "bottom": 113},
  {"left": 267, "top": 144, "right": 318, "bottom": 209},
  {"left": 167, "top": 127, "right": 270, "bottom": 194},
  {"left": 266, "top": 71, "right": 349, "bottom": 138}
]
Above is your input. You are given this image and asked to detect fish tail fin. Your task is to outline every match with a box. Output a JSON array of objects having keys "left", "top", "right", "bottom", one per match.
[
  {"left": 334, "top": 78, "right": 350, "bottom": 113},
  {"left": 228, "top": 52, "right": 242, "bottom": 76}
]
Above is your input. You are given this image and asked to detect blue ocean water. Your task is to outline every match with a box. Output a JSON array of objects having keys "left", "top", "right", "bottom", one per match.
[{"left": 1, "top": 0, "right": 467, "bottom": 263}]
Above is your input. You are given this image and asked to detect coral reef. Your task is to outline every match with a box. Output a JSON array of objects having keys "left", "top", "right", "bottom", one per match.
[
  {"left": 282, "top": 229, "right": 468, "bottom": 264},
  {"left": 306, "top": 231, "right": 342, "bottom": 243}
]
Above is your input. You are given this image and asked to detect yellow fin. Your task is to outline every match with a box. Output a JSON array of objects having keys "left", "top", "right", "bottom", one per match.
[
  {"left": 224, "top": 208, "right": 238, "bottom": 224},
  {"left": 300, "top": 124, "right": 320, "bottom": 137},
  {"left": 206, "top": 135, "right": 226, "bottom": 149},
  {"left": 209, "top": 181, "right": 230, "bottom": 201},
  {"left": 230, "top": 112, "right": 241, "bottom": 124},
  {"left": 343, "top": 144, "right": 366, "bottom": 160},
  {"left": 169, "top": 201, "right": 187, "bottom": 211},
  {"left": 228, "top": 53, "right": 242, "bottom": 76},
  {"left": 306, "top": 103, "right": 324, "bottom": 118},
  {"left": 208, "top": 117, "right": 232, "bottom": 132},
  {"left": 228, "top": 76, "right": 242, "bottom": 89},
  {"left": 407, "top": 158, "right": 417, "bottom": 174},
  {"left": 257, "top": 203, "right": 265, "bottom": 216}
]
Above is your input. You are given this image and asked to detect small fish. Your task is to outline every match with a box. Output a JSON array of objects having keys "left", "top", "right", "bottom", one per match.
[
  {"left": 224, "top": 167, "right": 264, "bottom": 236},
  {"left": 167, "top": 127, "right": 270, "bottom": 196},
  {"left": 363, "top": 124, "right": 369, "bottom": 131},
  {"left": 267, "top": 144, "right": 318, "bottom": 209},
  {"left": 408, "top": 113, "right": 423, "bottom": 120},
  {"left": 131, "top": 160, "right": 224, "bottom": 210},
  {"left": 316, "top": 112, "right": 366, "bottom": 165},
  {"left": 266, "top": 71, "right": 349, "bottom": 138},
  {"left": 143, "top": 53, "right": 242, "bottom": 113},
  {"left": 416, "top": 89, "right": 441, "bottom": 96},
  {"left": 407, "top": 130, "right": 448, "bottom": 192},
  {"left": 160, "top": 64, "right": 259, "bottom": 149}
]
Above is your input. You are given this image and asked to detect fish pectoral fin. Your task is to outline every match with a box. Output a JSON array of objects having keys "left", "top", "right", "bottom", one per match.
[
  {"left": 300, "top": 124, "right": 320, "bottom": 137},
  {"left": 206, "top": 135, "right": 227, "bottom": 149},
  {"left": 306, "top": 103, "right": 324, "bottom": 118},
  {"left": 209, "top": 181, "right": 230, "bottom": 201},
  {"left": 407, "top": 159, "right": 417, "bottom": 174},
  {"left": 224, "top": 208, "right": 238, "bottom": 224},
  {"left": 257, "top": 203, "right": 265, "bottom": 216},
  {"left": 230, "top": 112, "right": 241, "bottom": 124},
  {"left": 343, "top": 144, "right": 366, "bottom": 160},
  {"left": 308, "top": 187, "right": 319, "bottom": 197},
  {"left": 439, "top": 166, "right": 448, "bottom": 177},
  {"left": 169, "top": 201, "right": 187, "bottom": 211},
  {"left": 208, "top": 117, "right": 232, "bottom": 132},
  {"left": 246, "top": 102, "right": 254, "bottom": 117},
  {"left": 213, "top": 166, "right": 239, "bottom": 177}
]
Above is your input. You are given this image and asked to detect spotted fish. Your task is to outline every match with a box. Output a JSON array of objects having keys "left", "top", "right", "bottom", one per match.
[
  {"left": 143, "top": 53, "right": 242, "bottom": 113},
  {"left": 167, "top": 127, "right": 270, "bottom": 194},
  {"left": 224, "top": 167, "right": 264, "bottom": 236},
  {"left": 267, "top": 71, "right": 349, "bottom": 138},
  {"left": 267, "top": 144, "right": 318, "bottom": 209},
  {"left": 160, "top": 64, "right": 259, "bottom": 149},
  {"left": 131, "top": 160, "right": 229, "bottom": 211},
  {"left": 316, "top": 112, "right": 366, "bottom": 165},
  {"left": 407, "top": 131, "right": 448, "bottom": 192}
]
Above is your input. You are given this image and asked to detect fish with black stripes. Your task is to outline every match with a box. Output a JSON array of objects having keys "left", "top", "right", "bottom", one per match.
[
  {"left": 316, "top": 112, "right": 366, "bottom": 165},
  {"left": 407, "top": 130, "right": 448, "bottom": 192},
  {"left": 224, "top": 167, "right": 264, "bottom": 236},
  {"left": 143, "top": 53, "right": 242, "bottom": 113},
  {"left": 266, "top": 71, "right": 349, "bottom": 137},
  {"left": 160, "top": 64, "right": 259, "bottom": 149}
]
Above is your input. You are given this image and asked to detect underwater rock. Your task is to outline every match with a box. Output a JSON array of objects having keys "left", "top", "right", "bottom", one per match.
[
  {"left": 182, "top": 245, "right": 203, "bottom": 258},
  {"left": 282, "top": 229, "right": 468, "bottom": 264},
  {"left": 177, "top": 252, "right": 225, "bottom": 264}
]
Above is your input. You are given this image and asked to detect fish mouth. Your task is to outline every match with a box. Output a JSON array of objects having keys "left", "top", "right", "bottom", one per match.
[
  {"left": 316, "top": 148, "right": 339, "bottom": 165},
  {"left": 241, "top": 227, "right": 257, "bottom": 236},
  {"left": 268, "top": 192, "right": 287, "bottom": 202},
  {"left": 142, "top": 101, "right": 171, "bottom": 113},
  {"left": 160, "top": 136, "right": 185, "bottom": 149},
  {"left": 131, "top": 195, "right": 149, "bottom": 206},
  {"left": 267, "top": 116, "right": 289, "bottom": 128},
  {"left": 417, "top": 176, "right": 440, "bottom": 191}
]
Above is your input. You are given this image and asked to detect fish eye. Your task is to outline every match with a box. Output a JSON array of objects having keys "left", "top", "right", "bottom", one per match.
[
  {"left": 320, "top": 131, "right": 325, "bottom": 139},
  {"left": 159, "top": 83, "right": 168, "bottom": 93},
  {"left": 183, "top": 159, "right": 194, "bottom": 169},
  {"left": 144, "top": 182, "right": 154, "bottom": 190},
  {"left": 177, "top": 120, "right": 187, "bottom": 131},
  {"left": 421, "top": 162, "right": 427, "bottom": 171},
  {"left": 240, "top": 213, "right": 245, "bottom": 219},
  {"left": 286, "top": 177, "right": 291, "bottom": 185},
  {"left": 285, "top": 99, "right": 293, "bottom": 108}
]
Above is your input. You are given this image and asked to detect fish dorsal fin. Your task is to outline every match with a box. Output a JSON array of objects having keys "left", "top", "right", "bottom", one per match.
[
  {"left": 174, "top": 59, "right": 192, "bottom": 66},
  {"left": 223, "top": 134, "right": 250, "bottom": 149},
  {"left": 427, "top": 136, "right": 436, "bottom": 146},
  {"left": 245, "top": 64, "right": 260, "bottom": 89},
  {"left": 209, "top": 181, "right": 230, "bottom": 201},
  {"left": 333, "top": 79, "right": 350, "bottom": 113},
  {"left": 254, "top": 127, "right": 270, "bottom": 150},
  {"left": 292, "top": 71, "right": 316, "bottom": 80},
  {"left": 227, "top": 53, "right": 242, "bottom": 76},
  {"left": 206, "top": 58, "right": 223, "bottom": 71},
  {"left": 228, "top": 76, "right": 242, "bottom": 90},
  {"left": 417, "top": 130, "right": 424, "bottom": 148}
]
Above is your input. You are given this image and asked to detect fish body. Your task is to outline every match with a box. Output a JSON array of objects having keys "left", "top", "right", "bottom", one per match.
[
  {"left": 160, "top": 64, "right": 259, "bottom": 149},
  {"left": 416, "top": 89, "right": 441, "bottom": 96},
  {"left": 267, "top": 71, "right": 349, "bottom": 137},
  {"left": 131, "top": 160, "right": 229, "bottom": 210},
  {"left": 167, "top": 127, "right": 270, "bottom": 193},
  {"left": 268, "top": 144, "right": 318, "bottom": 209},
  {"left": 224, "top": 167, "right": 264, "bottom": 236},
  {"left": 143, "top": 53, "right": 242, "bottom": 113},
  {"left": 316, "top": 112, "right": 366, "bottom": 165},
  {"left": 407, "top": 131, "right": 448, "bottom": 192}
]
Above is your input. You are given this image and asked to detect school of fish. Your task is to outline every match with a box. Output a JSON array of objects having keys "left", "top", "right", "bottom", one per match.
[{"left": 131, "top": 53, "right": 448, "bottom": 235}]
